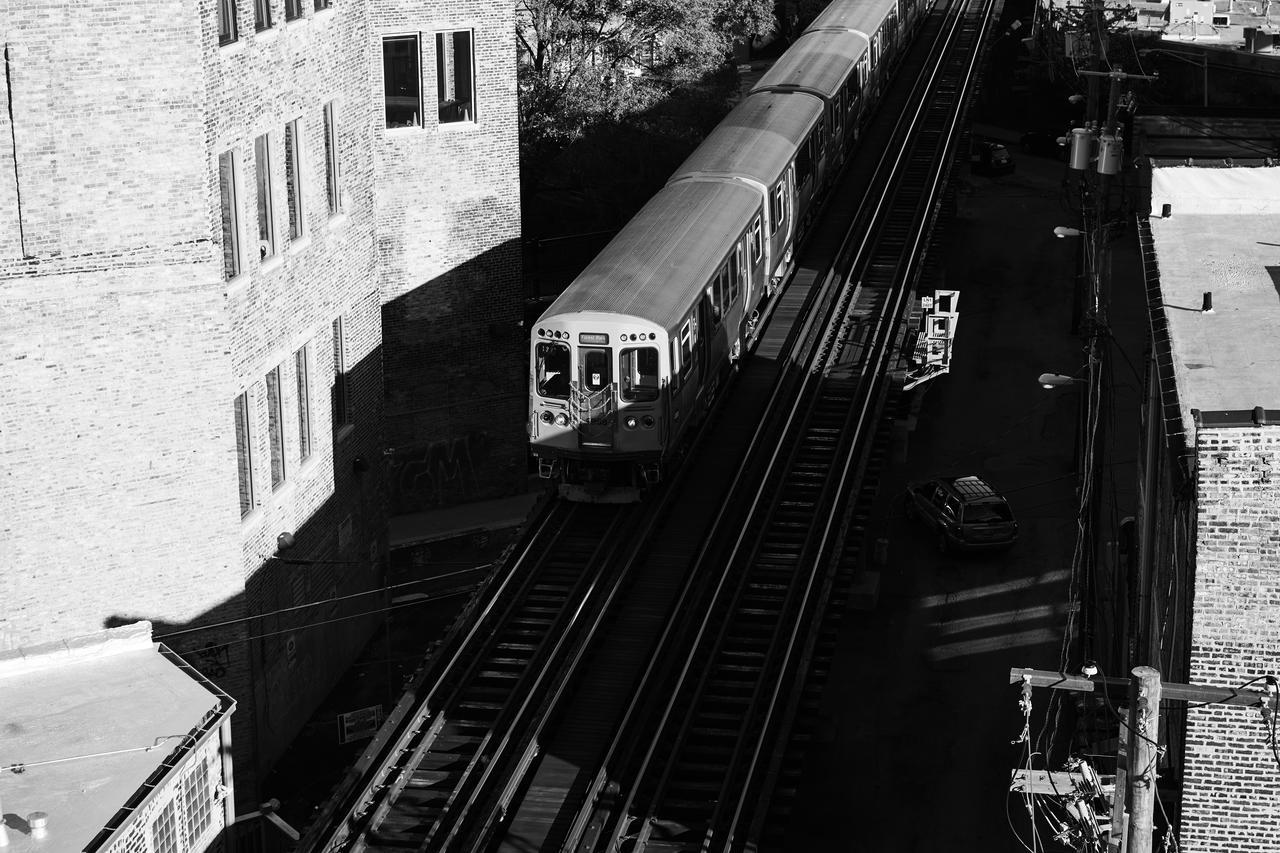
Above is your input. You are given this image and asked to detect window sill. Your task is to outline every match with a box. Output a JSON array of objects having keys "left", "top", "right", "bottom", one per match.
[
  {"left": 335, "top": 423, "right": 355, "bottom": 444},
  {"left": 219, "top": 39, "right": 246, "bottom": 55},
  {"left": 225, "top": 272, "right": 250, "bottom": 299},
  {"left": 287, "top": 234, "right": 312, "bottom": 255},
  {"left": 284, "top": 13, "right": 306, "bottom": 27},
  {"left": 258, "top": 255, "right": 284, "bottom": 276},
  {"left": 385, "top": 124, "right": 424, "bottom": 136},
  {"left": 437, "top": 120, "right": 477, "bottom": 132},
  {"left": 326, "top": 212, "right": 348, "bottom": 232},
  {"left": 313, "top": 5, "right": 336, "bottom": 20},
  {"left": 255, "top": 26, "right": 279, "bottom": 43}
]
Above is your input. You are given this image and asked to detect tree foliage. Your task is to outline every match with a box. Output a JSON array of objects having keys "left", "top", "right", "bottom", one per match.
[{"left": 516, "top": 0, "right": 776, "bottom": 158}]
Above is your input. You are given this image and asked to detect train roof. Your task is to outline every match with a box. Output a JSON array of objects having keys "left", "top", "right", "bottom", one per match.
[
  {"left": 751, "top": 30, "right": 869, "bottom": 99},
  {"left": 667, "top": 91, "right": 823, "bottom": 188},
  {"left": 540, "top": 180, "right": 761, "bottom": 331},
  {"left": 805, "top": 0, "right": 894, "bottom": 35}
]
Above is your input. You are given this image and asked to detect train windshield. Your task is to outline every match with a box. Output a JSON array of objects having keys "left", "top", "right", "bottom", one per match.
[
  {"left": 620, "top": 347, "right": 659, "bottom": 402},
  {"left": 581, "top": 347, "right": 612, "bottom": 392},
  {"left": 536, "top": 341, "right": 570, "bottom": 399}
]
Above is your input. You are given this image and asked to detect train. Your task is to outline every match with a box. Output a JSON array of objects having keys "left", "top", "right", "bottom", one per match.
[{"left": 529, "top": 0, "right": 927, "bottom": 501}]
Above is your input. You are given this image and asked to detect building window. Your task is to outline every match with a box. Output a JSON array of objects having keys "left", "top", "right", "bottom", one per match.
[
  {"left": 284, "top": 119, "right": 305, "bottom": 240},
  {"left": 383, "top": 36, "right": 421, "bottom": 128},
  {"left": 218, "top": 151, "right": 242, "bottom": 279},
  {"left": 314, "top": 0, "right": 331, "bottom": 9},
  {"left": 332, "top": 317, "right": 350, "bottom": 430},
  {"left": 436, "top": 30, "right": 474, "bottom": 123},
  {"left": 296, "top": 343, "right": 313, "bottom": 463},
  {"left": 254, "top": 133, "right": 276, "bottom": 261},
  {"left": 218, "top": 0, "right": 239, "bottom": 44},
  {"left": 254, "top": 0, "right": 272, "bottom": 31},
  {"left": 323, "top": 101, "right": 343, "bottom": 215},
  {"left": 266, "top": 365, "right": 286, "bottom": 489},
  {"left": 285, "top": 0, "right": 303, "bottom": 20},
  {"left": 235, "top": 392, "right": 255, "bottom": 517},
  {"left": 150, "top": 798, "right": 179, "bottom": 853},
  {"left": 183, "top": 760, "right": 214, "bottom": 844}
]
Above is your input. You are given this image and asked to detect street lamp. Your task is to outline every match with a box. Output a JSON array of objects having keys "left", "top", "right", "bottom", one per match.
[
  {"left": 1138, "top": 48, "right": 1209, "bottom": 107},
  {"left": 1038, "top": 372, "right": 1087, "bottom": 389},
  {"left": 1054, "top": 226, "right": 1084, "bottom": 239}
]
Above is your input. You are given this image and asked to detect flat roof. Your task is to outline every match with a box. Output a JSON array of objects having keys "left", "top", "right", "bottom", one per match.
[
  {"left": 1148, "top": 166, "right": 1280, "bottom": 434},
  {"left": 0, "top": 623, "right": 226, "bottom": 852}
]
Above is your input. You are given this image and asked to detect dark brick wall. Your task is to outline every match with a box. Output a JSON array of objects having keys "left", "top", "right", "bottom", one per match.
[{"left": 371, "top": 0, "right": 527, "bottom": 510}]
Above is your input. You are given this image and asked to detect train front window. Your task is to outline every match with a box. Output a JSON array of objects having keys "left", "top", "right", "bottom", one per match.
[
  {"left": 536, "top": 341, "right": 570, "bottom": 399},
  {"left": 581, "top": 347, "right": 612, "bottom": 392},
  {"left": 620, "top": 347, "right": 659, "bottom": 402}
]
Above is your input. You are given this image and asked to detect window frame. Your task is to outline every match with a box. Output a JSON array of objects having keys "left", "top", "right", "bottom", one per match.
[
  {"left": 253, "top": 133, "right": 276, "bottom": 262},
  {"left": 284, "top": 118, "right": 305, "bottom": 241},
  {"left": 383, "top": 34, "right": 423, "bottom": 129},
  {"left": 266, "top": 364, "right": 287, "bottom": 490},
  {"left": 619, "top": 346, "right": 660, "bottom": 402},
  {"left": 749, "top": 215, "right": 763, "bottom": 263},
  {"left": 235, "top": 391, "right": 256, "bottom": 518},
  {"left": 285, "top": 0, "right": 303, "bottom": 20},
  {"left": 323, "top": 100, "right": 343, "bottom": 216},
  {"left": 535, "top": 340, "right": 570, "bottom": 399},
  {"left": 254, "top": 0, "right": 272, "bottom": 31},
  {"left": 332, "top": 316, "right": 351, "bottom": 431},
  {"left": 295, "top": 343, "right": 313, "bottom": 462},
  {"left": 314, "top": 0, "right": 331, "bottom": 9},
  {"left": 217, "top": 150, "right": 243, "bottom": 280},
  {"left": 218, "top": 0, "right": 239, "bottom": 45},
  {"left": 435, "top": 29, "right": 476, "bottom": 124}
]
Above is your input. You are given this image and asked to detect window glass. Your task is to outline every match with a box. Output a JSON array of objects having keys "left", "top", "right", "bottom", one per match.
[
  {"left": 218, "top": 151, "right": 240, "bottom": 279},
  {"left": 620, "top": 347, "right": 659, "bottom": 402},
  {"left": 750, "top": 216, "right": 763, "bottom": 261},
  {"left": 436, "top": 30, "right": 475, "bottom": 123},
  {"left": 383, "top": 36, "right": 421, "bottom": 128},
  {"left": 771, "top": 183, "right": 785, "bottom": 235},
  {"left": 254, "top": 0, "right": 272, "bottom": 31},
  {"left": 796, "top": 139, "right": 813, "bottom": 187},
  {"left": 218, "top": 0, "right": 238, "bottom": 44},
  {"left": 944, "top": 496, "right": 962, "bottom": 518},
  {"left": 680, "top": 321, "right": 693, "bottom": 380},
  {"left": 253, "top": 133, "right": 275, "bottom": 260},
  {"left": 323, "top": 100, "right": 343, "bottom": 215},
  {"left": 706, "top": 283, "right": 720, "bottom": 324},
  {"left": 536, "top": 341, "right": 570, "bottom": 398},
  {"left": 582, "top": 347, "right": 611, "bottom": 392},
  {"left": 731, "top": 244, "right": 743, "bottom": 302}
]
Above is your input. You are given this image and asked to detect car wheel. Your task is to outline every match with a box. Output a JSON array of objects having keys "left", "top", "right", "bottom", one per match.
[{"left": 937, "top": 532, "right": 950, "bottom": 554}]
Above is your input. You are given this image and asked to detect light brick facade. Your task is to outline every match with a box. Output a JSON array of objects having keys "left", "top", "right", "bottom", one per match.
[
  {"left": 1, "top": 0, "right": 522, "bottom": 809},
  {"left": 1180, "top": 425, "right": 1280, "bottom": 853}
]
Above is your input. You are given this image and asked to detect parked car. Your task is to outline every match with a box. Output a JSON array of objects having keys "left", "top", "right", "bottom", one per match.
[
  {"left": 1020, "top": 129, "right": 1067, "bottom": 159},
  {"left": 904, "top": 475, "right": 1019, "bottom": 553},
  {"left": 970, "top": 141, "right": 1015, "bottom": 175}
]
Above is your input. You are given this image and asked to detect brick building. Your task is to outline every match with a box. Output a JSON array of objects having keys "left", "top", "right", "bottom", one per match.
[
  {"left": 0, "top": 0, "right": 522, "bottom": 809},
  {"left": 1131, "top": 139, "right": 1280, "bottom": 850}
]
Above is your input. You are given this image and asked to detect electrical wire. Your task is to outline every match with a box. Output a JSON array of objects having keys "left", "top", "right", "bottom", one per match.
[{"left": 153, "top": 564, "right": 491, "bottom": 641}]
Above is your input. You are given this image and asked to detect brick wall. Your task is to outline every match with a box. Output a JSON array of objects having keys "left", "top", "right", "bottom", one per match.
[
  {"left": 1181, "top": 425, "right": 1280, "bottom": 852},
  {"left": 371, "top": 0, "right": 527, "bottom": 511}
]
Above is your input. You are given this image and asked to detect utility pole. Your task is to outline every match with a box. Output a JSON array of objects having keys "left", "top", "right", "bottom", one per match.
[{"left": 1009, "top": 667, "right": 1278, "bottom": 852}]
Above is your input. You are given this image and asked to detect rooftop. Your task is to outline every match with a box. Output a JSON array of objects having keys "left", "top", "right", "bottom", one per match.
[
  {"left": 0, "top": 622, "right": 230, "bottom": 852},
  {"left": 1147, "top": 166, "right": 1280, "bottom": 435}
]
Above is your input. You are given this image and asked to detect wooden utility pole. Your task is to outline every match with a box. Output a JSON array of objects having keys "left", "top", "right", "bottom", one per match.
[
  {"left": 1009, "top": 666, "right": 1275, "bottom": 852},
  {"left": 1126, "top": 667, "right": 1161, "bottom": 853}
]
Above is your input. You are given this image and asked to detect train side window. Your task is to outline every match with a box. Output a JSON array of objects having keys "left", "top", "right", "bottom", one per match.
[
  {"left": 581, "top": 347, "right": 612, "bottom": 392},
  {"left": 536, "top": 341, "right": 570, "bottom": 399},
  {"left": 816, "top": 116, "right": 826, "bottom": 155},
  {"left": 706, "top": 281, "right": 721, "bottom": 324},
  {"left": 750, "top": 215, "right": 763, "bottom": 262},
  {"left": 679, "top": 320, "right": 693, "bottom": 380},
  {"left": 796, "top": 140, "right": 813, "bottom": 188},
  {"left": 770, "top": 184, "right": 785, "bottom": 235},
  {"left": 717, "top": 266, "right": 729, "bottom": 312},
  {"left": 831, "top": 100, "right": 840, "bottom": 135},
  {"left": 620, "top": 347, "right": 659, "bottom": 402},
  {"left": 731, "top": 244, "right": 743, "bottom": 302}
]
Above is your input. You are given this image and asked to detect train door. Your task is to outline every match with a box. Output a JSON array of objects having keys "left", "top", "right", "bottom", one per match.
[{"left": 576, "top": 344, "right": 614, "bottom": 448}]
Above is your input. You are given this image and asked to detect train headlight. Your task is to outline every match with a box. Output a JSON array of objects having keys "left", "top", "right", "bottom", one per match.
[
  {"left": 624, "top": 416, "right": 638, "bottom": 429},
  {"left": 540, "top": 411, "right": 554, "bottom": 424},
  {"left": 642, "top": 416, "right": 655, "bottom": 429},
  {"left": 555, "top": 413, "right": 570, "bottom": 427}
]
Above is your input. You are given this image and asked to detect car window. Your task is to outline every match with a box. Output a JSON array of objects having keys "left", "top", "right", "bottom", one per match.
[
  {"left": 931, "top": 485, "right": 947, "bottom": 507},
  {"left": 966, "top": 500, "right": 1013, "bottom": 523},
  {"left": 943, "top": 496, "right": 961, "bottom": 518}
]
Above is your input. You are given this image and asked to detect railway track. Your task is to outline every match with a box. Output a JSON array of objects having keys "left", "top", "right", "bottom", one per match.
[{"left": 299, "top": 0, "right": 997, "bottom": 847}]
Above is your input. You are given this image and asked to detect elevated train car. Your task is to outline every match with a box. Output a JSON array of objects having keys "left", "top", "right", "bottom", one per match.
[{"left": 530, "top": 0, "right": 930, "bottom": 501}]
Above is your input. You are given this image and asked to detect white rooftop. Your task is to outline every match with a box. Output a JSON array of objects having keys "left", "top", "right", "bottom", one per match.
[
  {"left": 0, "top": 622, "right": 225, "bottom": 852},
  {"left": 1148, "top": 167, "right": 1280, "bottom": 435}
]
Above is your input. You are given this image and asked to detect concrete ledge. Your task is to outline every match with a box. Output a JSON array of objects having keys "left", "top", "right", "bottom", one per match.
[{"left": 389, "top": 493, "right": 539, "bottom": 549}]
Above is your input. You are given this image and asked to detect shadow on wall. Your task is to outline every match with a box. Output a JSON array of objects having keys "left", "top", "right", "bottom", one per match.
[
  {"left": 382, "top": 238, "right": 529, "bottom": 515},
  {"left": 105, "top": 343, "right": 388, "bottom": 815}
]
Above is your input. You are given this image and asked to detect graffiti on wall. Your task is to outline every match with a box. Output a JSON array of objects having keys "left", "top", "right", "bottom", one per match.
[
  {"left": 192, "top": 641, "right": 231, "bottom": 679},
  {"left": 391, "top": 430, "right": 491, "bottom": 512}
]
